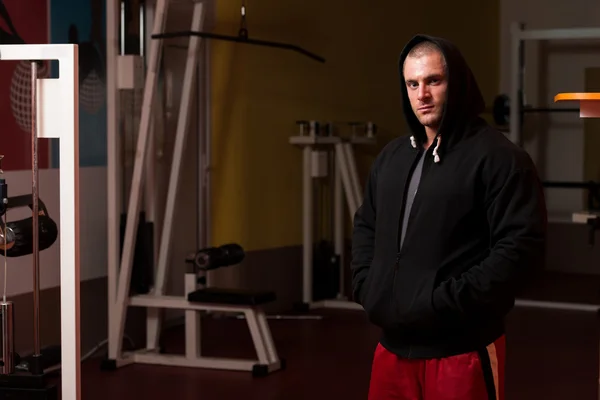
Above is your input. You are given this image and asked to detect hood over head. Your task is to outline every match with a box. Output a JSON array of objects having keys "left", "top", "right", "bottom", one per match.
[{"left": 398, "top": 34, "right": 486, "bottom": 163}]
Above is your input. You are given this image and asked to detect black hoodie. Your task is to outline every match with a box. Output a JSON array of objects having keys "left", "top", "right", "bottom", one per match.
[{"left": 351, "top": 35, "right": 547, "bottom": 358}]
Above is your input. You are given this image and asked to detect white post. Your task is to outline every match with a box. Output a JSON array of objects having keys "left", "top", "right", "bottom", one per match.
[
  {"left": 196, "top": 42, "right": 208, "bottom": 289},
  {"left": 111, "top": 0, "right": 170, "bottom": 360},
  {"left": 334, "top": 143, "right": 358, "bottom": 216},
  {"left": 106, "top": 0, "right": 121, "bottom": 361},
  {"left": 146, "top": 0, "right": 164, "bottom": 272},
  {"left": 333, "top": 151, "right": 344, "bottom": 299},
  {"left": 57, "top": 49, "right": 81, "bottom": 400},
  {"left": 302, "top": 146, "right": 313, "bottom": 305},
  {"left": 203, "top": 0, "right": 216, "bottom": 287},
  {"left": 342, "top": 143, "right": 362, "bottom": 207},
  {"left": 184, "top": 271, "right": 200, "bottom": 358},
  {"left": 203, "top": 34, "right": 213, "bottom": 288},
  {"left": 148, "top": 1, "right": 205, "bottom": 348},
  {"left": 0, "top": 43, "right": 81, "bottom": 400},
  {"left": 144, "top": 0, "right": 157, "bottom": 253}
]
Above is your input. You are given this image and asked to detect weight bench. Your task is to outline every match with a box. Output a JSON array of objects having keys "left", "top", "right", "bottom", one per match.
[
  {"left": 187, "top": 287, "right": 277, "bottom": 305},
  {"left": 102, "top": 266, "right": 285, "bottom": 377}
]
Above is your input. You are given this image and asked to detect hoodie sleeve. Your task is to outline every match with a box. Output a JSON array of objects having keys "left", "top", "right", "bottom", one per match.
[
  {"left": 351, "top": 162, "right": 378, "bottom": 305},
  {"left": 431, "top": 151, "right": 547, "bottom": 321}
]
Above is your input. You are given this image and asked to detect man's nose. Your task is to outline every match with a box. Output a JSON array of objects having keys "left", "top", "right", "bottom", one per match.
[{"left": 417, "top": 85, "right": 430, "bottom": 101}]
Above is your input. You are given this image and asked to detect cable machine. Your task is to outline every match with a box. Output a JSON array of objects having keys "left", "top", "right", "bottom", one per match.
[
  {"left": 289, "top": 121, "right": 376, "bottom": 311},
  {"left": 105, "top": 0, "right": 325, "bottom": 375},
  {"left": 0, "top": 44, "right": 80, "bottom": 399},
  {"left": 507, "top": 24, "right": 600, "bottom": 310}
]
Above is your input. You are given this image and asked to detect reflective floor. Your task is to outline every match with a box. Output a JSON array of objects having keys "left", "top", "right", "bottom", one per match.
[
  {"left": 39, "top": 300, "right": 599, "bottom": 400},
  {"left": 32, "top": 270, "right": 600, "bottom": 399}
]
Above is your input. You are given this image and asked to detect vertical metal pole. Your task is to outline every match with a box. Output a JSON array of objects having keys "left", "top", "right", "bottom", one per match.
[
  {"left": 148, "top": 1, "right": 205, "bottom": 349},
  {"left": 196, "top": 43, "right": 205, "bottom": 289},
  {"left": 58, "top": 44, "right": 81, "bottom": 400},
  {"left": 112, "top": 0, "right": 170, "bottom": 360},
  {"left": 342, "top": 143, "right": 362, "bottom": 208},
  {"left": 302, "top": 132, "right": 313, "bottom": 305},
  {"left": 31, "top": 61, "right": 41, "bottom": 362},
  {"left": 1, "top": 301, "right": 14, "bottom": 375},
  {"left": 204, "top": 1, "right": 215, "bottom": 287},
  {"left": 517, "top": 22, "right": 526, "bottom": 148},
  {"left": 334, "top": 143, "right": 358, "bottom": 215},
  {"left": 106, "top": 0, "right": 122, "bottom": 362},
  {"left": 333, "top": 149, "right": 344, "bottom": 299},
  {"left": 509, "top": 22, "right": 522, "bottom": 146}
]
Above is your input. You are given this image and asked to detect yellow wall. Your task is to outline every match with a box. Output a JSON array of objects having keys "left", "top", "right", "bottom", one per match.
[{"left": 210, "top": 0, "right": 500, "bottom": 251}]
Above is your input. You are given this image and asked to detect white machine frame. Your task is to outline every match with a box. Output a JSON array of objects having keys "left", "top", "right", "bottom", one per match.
[
  {"left": 550, "top": 94, "right": 600, "bottom": 400},
  {"left": 0, "top": 45, "right": 81, "bottom": 399},
  {"left": 508, "top": 23, "right": 600, "bottom": 313},
  {"left": 508, "top": 22, "right": 600, "bottom": 146},
  {"left": 105, "top": 0, "right": 282, "bottom": 375},
  {"left": 289, "top": 124, "right": 375, "bottom": 311}
]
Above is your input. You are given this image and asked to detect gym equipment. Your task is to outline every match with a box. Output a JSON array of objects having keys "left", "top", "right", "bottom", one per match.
[
  {"left": 119, "top": 211, "right": 154, "bottom": 295},
  {"left": 547, "top": 91, "right": 600, "bottom": 400},
  {"left": 115, "top": 0, "right": 155, "bottom": 297},
  {"left": 525, "top": 97, "right": 600, "bottom": 247},
  {"left": 3, "top": 194, "right": 58, "bottom": 258},
  {"left": 491, "top": 93, "right": 579, "bottom": 126},
  {"left": 0, "top": 44, "right": 80, "bottom": 399},
  {"left": 540, "top": 180, "right": 600, "bottom": 215},
  {"left": 289, "top": 120, "right": 376, "bottom": 311},
  {"left": 554, "top": 92, "right": 600, "bottom": 246},
  {"left": 152, "top": 0, "right": 325, "bottom": 63},
  {"left": 508, "top": 23, "right": 600, "bottom": 146},
  {"left": 186, "top": 243, "right": 245, "bottom": 271},
  {"left": 186, "top": 244, "right": 324, "bottom": 321},
  {"left": 510, "top": 92, "right": 600, "bottom": 314},
  {"left": 105, "top": 0, "right": 284, "bottom": 376}
]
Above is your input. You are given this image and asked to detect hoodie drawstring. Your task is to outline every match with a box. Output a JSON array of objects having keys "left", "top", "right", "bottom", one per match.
[
  {"left": 432, "top": 135, "right": 441, "bottom": 163},
  {"left": 409, "top": 135, "right": 441, "bottom": 163}
]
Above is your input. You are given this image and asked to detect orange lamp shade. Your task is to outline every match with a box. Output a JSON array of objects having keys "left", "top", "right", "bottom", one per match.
[{"left": 554, "top": 92, "right": 600, "bottom": 118}]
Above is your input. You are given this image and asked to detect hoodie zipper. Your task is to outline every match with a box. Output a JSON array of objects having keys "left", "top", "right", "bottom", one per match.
[
  {"left": 395, "top": 149, "right": 423, "bottom": 264},
  {"left": 392, "top": 148, "right": 422, "bottom": 312}
]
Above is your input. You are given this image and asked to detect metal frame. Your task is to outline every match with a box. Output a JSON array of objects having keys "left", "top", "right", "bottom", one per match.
[
  {"left": 124, "top": 270, "right": 282, "bottom": 373},
  {"left": 515, "top": 299, "right": 600, "bottom": 313},
  {"left": 508, "top": 23, "right": 600, "bottom": 146},
  {"left": 509, "top": 23, "right": 600, "bottom": 314},
  {"left": 289, "top": 130, "right": 375, "bottom": 311},
  {"left": 510, "top": 28, "right": 600, "bottom": 399},
  {"left": 106, "top": 0, "right": 282, "bottom": 374},
  {"left": 106, "top": 0, "right": 120, "bottom": 371},
  {"left": 0, "top": 44, "right": 81, "bottom": 399},
  {"left": 557, "top": 95, "right": 600, "bottom": 400}
]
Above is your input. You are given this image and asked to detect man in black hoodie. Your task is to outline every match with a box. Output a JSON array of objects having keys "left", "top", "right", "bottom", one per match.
[{"left": 351, "top": 35, "right": 547, "bottom": 400}]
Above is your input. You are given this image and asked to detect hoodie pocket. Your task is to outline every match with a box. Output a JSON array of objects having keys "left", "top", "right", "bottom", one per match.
[
  {"left": 392, "top": 268, "right": 440, "bottom": 330},
  {"left": 360, "top": 262, "right": 397, "bottom": 329}
]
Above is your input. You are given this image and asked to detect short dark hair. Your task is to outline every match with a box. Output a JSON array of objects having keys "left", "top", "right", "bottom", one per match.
[{"left": 406, "top": 41, "right": 446, "bottom": 69}]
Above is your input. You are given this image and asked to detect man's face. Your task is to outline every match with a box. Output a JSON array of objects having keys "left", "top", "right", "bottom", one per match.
[{"left": 403, "top": 51, "right": 448, "bottom": 131}]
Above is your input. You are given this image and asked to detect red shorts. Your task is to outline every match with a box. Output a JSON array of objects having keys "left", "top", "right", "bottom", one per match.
[{"left": 368, "top": 336, "right": 506, "bottom": 400}]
